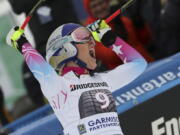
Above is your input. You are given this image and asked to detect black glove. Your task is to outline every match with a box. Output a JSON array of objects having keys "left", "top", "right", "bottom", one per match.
[{"left": 6, "top": 26, "right": 28, "bottom": 53}]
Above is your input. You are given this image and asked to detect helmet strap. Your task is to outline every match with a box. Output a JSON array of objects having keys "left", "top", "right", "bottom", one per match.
[
  {"left": 74, "top": 58, "right": 87, "bottom": 69},
  {"left": 74, "top": 58, "right": 95, "bottom": 76}
]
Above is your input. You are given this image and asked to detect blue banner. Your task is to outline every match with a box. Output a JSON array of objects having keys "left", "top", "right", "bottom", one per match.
[{"left": 113, "top": 53, "right": 180, "bottom": 114}]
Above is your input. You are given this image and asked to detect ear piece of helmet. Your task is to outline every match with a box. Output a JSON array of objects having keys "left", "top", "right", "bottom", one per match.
[
  {"left": 46, "top": 23, "right": 84, "bottom": 70},
  {"left": 48, "top": 41, "right": 77, "bottom": 69}
]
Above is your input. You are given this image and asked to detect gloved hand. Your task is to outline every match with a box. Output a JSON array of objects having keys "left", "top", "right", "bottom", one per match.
[
  {"left": 6, "top": 26, "right": 27, "bottom": 52},
  {"left": 87, "top": 20, "right": 117, "bottom": 47}
]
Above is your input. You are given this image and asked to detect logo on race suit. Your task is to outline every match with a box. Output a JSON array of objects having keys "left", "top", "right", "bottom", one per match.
[
  {"left": 87, "top": 116, "right": 120, "bottom": 132},
  {"left": 78, "top": 124, "right": 87, "bottom": 135},
  {"left": 70, "top": 82, "right": 109, "bottom": 91}
]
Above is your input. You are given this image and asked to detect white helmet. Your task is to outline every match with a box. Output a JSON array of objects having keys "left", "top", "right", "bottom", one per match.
[{"left": 46, "top": 23, "right": 83, "bottom": 70}]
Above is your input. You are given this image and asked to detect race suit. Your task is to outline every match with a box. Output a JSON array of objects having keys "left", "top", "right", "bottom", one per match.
[{"left": 21, "top": 36, "right": 147, "bottom": 135}]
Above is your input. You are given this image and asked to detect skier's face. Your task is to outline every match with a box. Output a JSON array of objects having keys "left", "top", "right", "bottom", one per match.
[
  {"left": 76, "top": 40, "right": 97, "bottom": 70},
  {"left": 71, "top": 27, "right": 97, "bottom": 70},
  {"left": 89, "top": 0, "right": 110, "bottom": 19}
]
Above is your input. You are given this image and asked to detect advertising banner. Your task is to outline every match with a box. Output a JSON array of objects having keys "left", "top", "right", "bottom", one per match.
[
  {"left": 113, "top": 53, "right": 180, "bottom": 114},
  {"left": 119, "top": 84, "right": 180, "bottom": 135},
  {"left": 115, "top": 53, "right": 180, "bottom": 135}
]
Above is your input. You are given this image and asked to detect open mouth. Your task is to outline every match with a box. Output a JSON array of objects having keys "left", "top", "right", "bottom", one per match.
[{"left": 89, "top": 50, "right": 95, "bottom": 58}]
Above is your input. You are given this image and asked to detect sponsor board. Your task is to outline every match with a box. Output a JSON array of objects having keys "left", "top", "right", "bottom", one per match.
[
  {"left": 152, "top": 116, "right": 180, "bottom": 135},
  {"left": 113, "top": 53, "right": 180, "bottom": 114},
  {"left": 119, "top": 84, "right": 180, "bottom": 135}
]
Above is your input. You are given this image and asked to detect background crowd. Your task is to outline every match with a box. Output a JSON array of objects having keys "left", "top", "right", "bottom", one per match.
[{"left": 0, "top": 0, "right": 179, "bottom": 128}]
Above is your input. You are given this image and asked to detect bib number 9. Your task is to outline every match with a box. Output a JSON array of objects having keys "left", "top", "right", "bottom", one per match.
[{"left": 95, "top": 92, "right": 110, "bottom": 109}]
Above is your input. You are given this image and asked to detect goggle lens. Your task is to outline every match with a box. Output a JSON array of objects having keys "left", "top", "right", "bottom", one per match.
[{"left": 71, "top": 27, "right": 94, "bottom": 44}]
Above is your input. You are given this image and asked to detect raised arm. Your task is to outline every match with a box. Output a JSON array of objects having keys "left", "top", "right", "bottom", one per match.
[
  {"left": 110, "top": 36, "right": 145, "bottom": 63},
  {"left": 88, "top": 20, "right": 147, "bottom": 90},
  {"left": 6, "top": 27, "right": 59, "bottom": 86},
  {"left": 106, "top": 36, "right": 147, "bottom": 90}
]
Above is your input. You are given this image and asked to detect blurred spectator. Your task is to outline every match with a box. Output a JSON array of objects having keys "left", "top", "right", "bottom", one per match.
[
  {"left": 8, "top": 0, "right": 79, "bottom": 108},
  {"left": 70, "top": 0, "right": 89, "bottom": 24},
  {"left": 0, "top": 87, "right": 11, "bottom": 126},
  {"left": 151, "top": 0, "right": 180, "bottom": 59},
  {"left": 8, "top": 0, "right": 79, "bottom": 54},
  {"left": 83, "top": 0, "right": 154, "bottom": 70},
  {"left": 121, "top": 0, "right": 179, "bottom": 59},
  {"left": 126, "top": 0, "right": 161, "bottom": 39},
  {"left": 125, "top": 0, "right": 162, "bottom": 57},
  {"left": 161, "top": 0, "right": 168, "bottom": 8}
]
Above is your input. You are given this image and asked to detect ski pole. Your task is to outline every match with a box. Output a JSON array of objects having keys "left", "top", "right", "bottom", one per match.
[
  {"left": 105, "top": 0, "right": 135, "bottom": 23},
  {"left": 21, "top": 0, "right": 46, "bottom": 30}
]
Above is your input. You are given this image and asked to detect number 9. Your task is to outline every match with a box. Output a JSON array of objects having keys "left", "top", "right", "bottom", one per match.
[{"left": 95, "top": 92, "right": 110, "bottom": 109}]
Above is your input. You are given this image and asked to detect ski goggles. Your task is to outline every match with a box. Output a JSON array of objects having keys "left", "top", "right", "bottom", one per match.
[{"left": 71, "top": 27, "right": 94, "bottom": 44}]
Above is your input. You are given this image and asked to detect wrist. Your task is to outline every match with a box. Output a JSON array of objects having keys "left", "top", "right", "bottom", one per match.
[{"left": 17, "top": 36, "right": 28, "bottom": 53}]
